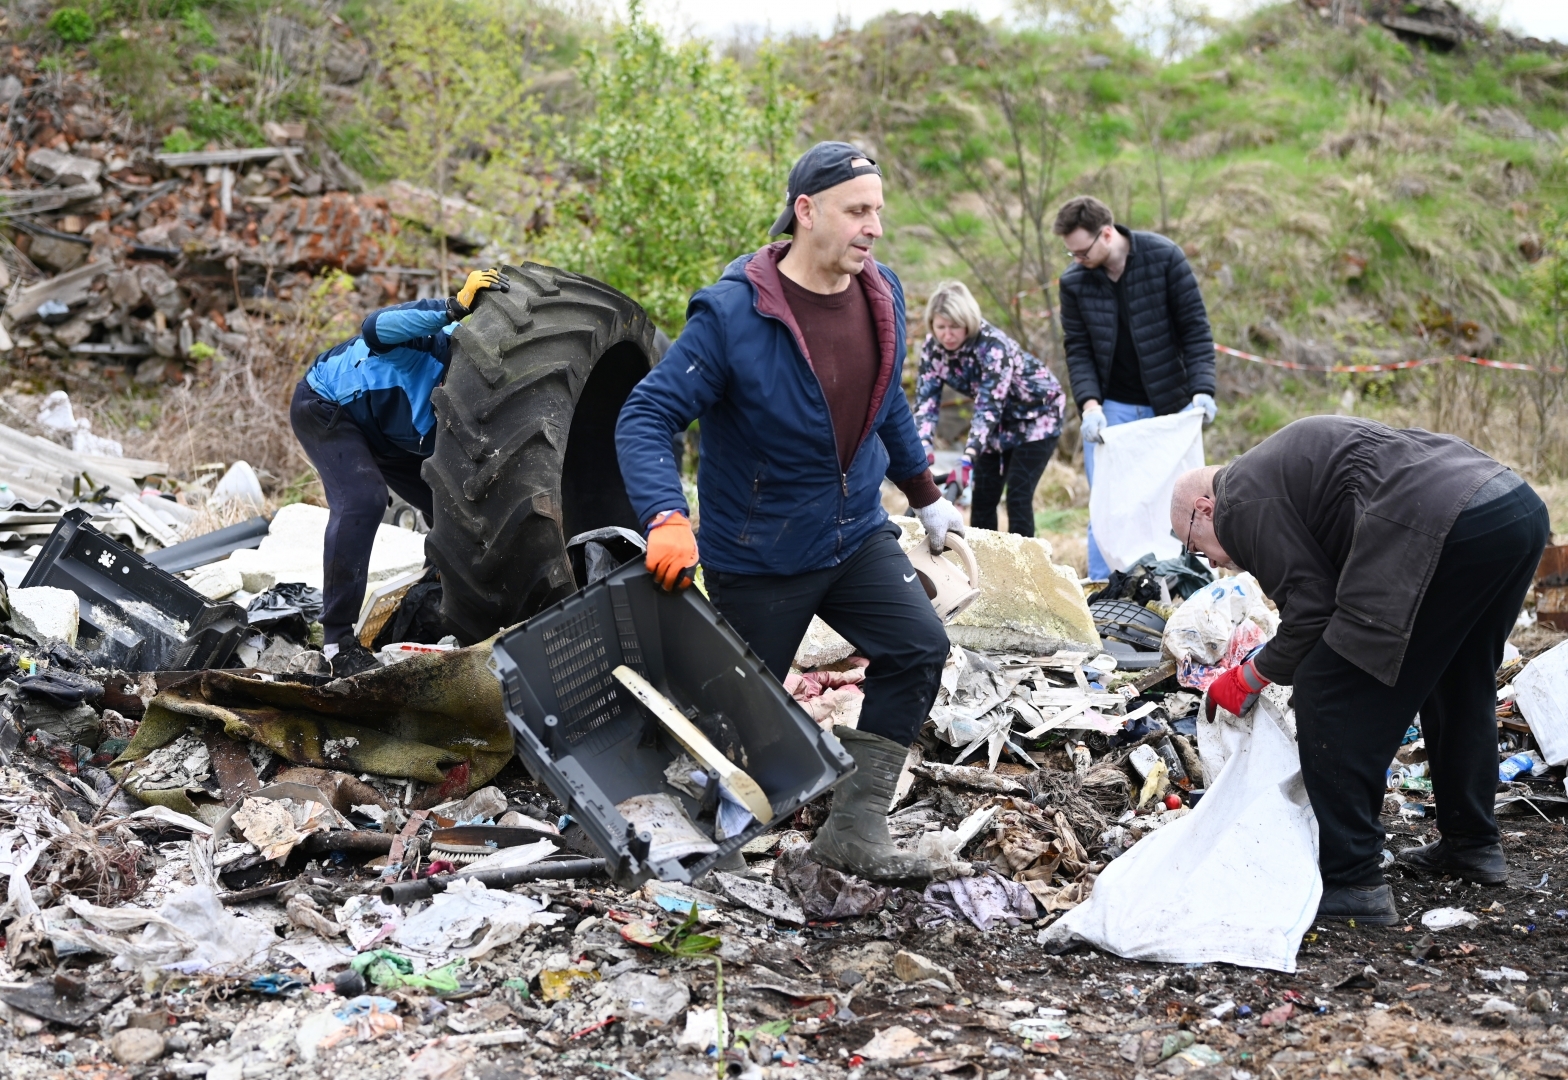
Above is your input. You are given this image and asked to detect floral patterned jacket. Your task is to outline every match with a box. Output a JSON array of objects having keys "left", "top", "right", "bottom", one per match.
[{"left": 914, "top": 321, "right": 1066, "bottom": 454}]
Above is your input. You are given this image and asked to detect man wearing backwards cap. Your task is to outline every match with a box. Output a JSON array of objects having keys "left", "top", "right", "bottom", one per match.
[{"left": 616, "top": 141, "right": 963, "bottom": 882}]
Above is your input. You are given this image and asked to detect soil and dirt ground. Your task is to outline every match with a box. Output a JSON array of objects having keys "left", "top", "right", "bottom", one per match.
[{"left": 4, "top": 734, "right": 1568, "bottom": 1080}]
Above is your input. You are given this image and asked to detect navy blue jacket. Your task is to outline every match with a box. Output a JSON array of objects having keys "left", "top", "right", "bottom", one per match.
[
  {"left": 304, "top": 298, "right": 457, "bottom": 457},
  {"left": 1058, "top": 227, "right": 1215, "bottom": 416},
  {"left": 615, "top": 242, "right": 929, "bottom": 576}
]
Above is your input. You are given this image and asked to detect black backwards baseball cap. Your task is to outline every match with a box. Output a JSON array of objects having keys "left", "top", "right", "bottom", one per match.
[{"left": 769, "top": 141, "right": 883, "bottom": 236}]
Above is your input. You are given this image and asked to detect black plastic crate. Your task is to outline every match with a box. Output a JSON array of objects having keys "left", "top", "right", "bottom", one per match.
[
  {"left": 490, "top": 560, "right": 855, "bottom": 887},
  {"left": 20, "top": 509, "right": 248, "bottom": 671}
]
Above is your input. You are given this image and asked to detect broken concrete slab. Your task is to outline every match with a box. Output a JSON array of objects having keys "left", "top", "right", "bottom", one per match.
[
  {"left": 795, "top": 524, "right": 1099, "bottom": 666},
  {"left": 223, "top": 502, "right": 426, "bottom": 593},
  {"left": 898, "top": 522, "right": 1100, "bottom": 655},
  {"left": 9, "top": 585, "right": 80, "bottom": 645}
]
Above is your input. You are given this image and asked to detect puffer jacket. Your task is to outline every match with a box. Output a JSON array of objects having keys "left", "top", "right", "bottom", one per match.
[
  {"left": 303, "top": 298, "right": 456, "bottom": 457},
  {"left": 615, "top": 242, "right": 929, "bottom": 577},
  {"left": 1058, "top": 226, "right": 1215, "bottom": 415}
]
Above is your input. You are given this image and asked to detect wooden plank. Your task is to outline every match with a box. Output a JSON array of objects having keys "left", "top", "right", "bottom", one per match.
[{"left": 611, "top": 665, "right": 774, "bottom": 825}]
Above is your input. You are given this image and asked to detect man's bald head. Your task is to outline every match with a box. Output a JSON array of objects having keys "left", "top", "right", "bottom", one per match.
[{"left": 1170, "top": 465, "right": 1236, "bottom": 569}]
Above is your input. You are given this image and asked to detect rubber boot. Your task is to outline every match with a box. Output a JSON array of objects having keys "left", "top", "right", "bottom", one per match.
[
  {"left": 1396, "top": 837, "right": 1507, "bottom": 885},
  {"left": 809, "top": 726, "right": 932, "bottom": 882}
]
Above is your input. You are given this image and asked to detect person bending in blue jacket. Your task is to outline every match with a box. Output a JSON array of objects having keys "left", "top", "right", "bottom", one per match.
[
  {"left": 289, "top": 269, "right": 508, "bottom": 677},
  {"left": 615, "top": 142, "right": 966, "bottom": 882}
]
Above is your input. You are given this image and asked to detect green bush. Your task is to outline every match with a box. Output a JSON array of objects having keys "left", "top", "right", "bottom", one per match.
[
  {"left": 539, "top": 1, "right": 798, "bottom": 331},
  {"left": 187, "top": 99, "right": 265, "bottom": 147},
  {"left": 48, "top": 6, "right": 95, "bottom": 44}
]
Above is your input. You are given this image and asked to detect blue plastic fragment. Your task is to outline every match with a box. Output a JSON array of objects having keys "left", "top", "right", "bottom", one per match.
[{"left": 336, "top": 995, "right": 398, "bottom": 1021}]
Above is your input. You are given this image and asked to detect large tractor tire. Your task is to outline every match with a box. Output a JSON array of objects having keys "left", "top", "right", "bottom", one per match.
[{"left": 424, "top": 263, "right": 657, "bottom": 644}]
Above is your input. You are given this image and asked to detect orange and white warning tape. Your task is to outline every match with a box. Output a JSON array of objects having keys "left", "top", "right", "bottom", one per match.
[{"left": 1214, "top": 343, "right": 1565, "bottom": 375}]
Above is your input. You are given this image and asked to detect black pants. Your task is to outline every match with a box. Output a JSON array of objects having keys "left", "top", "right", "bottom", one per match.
[
  {"left": 705, "top": 525, "right": 949, "bottom": 746},
  {"left": 1293, "top": 483, "right": 1549, "bottom": 887},
  {"left": 970, "top": 438, "right": 1057, "bottom": 536},
  {"left": 289, "top": 381, "right": 434, "bottom": 645}
]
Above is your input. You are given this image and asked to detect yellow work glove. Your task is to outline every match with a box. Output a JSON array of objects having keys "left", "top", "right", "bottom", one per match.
[{"left": 450, "top": 268, "right": 510, "bottom": 317}]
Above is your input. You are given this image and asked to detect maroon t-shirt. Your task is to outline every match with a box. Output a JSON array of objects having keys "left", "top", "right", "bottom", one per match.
[
  {"left": 777, "top": 272, "right": 941, "bottom": 507},
  {"left": 778, "top": 272, "right": 878, "bottom": 472}
]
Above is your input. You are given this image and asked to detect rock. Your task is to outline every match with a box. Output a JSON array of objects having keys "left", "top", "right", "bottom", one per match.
[
  {"left": 1527, "top": 989, "right": 1554, "bottom": 1013},
  {"left": 110, "top": 1027, "right": 166, "bottom": 1065},
  {"left": 794, "top": 615, "right": 857, "bottom": 668},
  {"left": 26, "top": 148, "right": 103, "bottom": 186},
  {"left": 28, "top": 235, "right": 89, "bottom": 274},
  {"left": 896, "top": 522, "right": 1100, "bottom": 653},
  {"left": 9, "top": 586, "right": 80, "bottom": 646},
  {"left": 892, "top": 948, "right": 962, "bottom": 991},
  {"left": 186, "top": 561, "right": 244, "bottom": 600}
]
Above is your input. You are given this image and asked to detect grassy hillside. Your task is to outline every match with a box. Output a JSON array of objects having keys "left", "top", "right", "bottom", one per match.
[{"left": 774, "top": 5, "right": 1568, "bottom": 478}]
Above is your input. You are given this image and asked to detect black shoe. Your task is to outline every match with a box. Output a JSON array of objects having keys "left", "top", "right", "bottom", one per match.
[
  {"left": 1395, "top": 838, "right": 1506, "bottom": 885},
  {"left": 1316, "top": 883, "right": 1400, "bottom": 926},
  {"left": 330, "top": 639, "right": 380, "bottom": 678}
]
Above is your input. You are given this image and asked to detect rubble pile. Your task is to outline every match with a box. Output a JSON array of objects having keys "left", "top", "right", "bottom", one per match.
[
  {"left": 0, "top": 55, "right": 447, "bottom": 390},
  {"left": 0, "top": 512, "right": 1553, "bottom": 1079}
]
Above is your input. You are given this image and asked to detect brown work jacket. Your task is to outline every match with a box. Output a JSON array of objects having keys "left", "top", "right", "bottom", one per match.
[{"left": 1213, "top": 416, "right": 1504, "bottom": 687}]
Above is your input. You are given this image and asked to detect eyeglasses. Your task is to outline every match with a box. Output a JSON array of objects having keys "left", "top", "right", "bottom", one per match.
[
  {"left": 1065, "top": 232, "right": 1104, "bottom": 262},
  {"left": 1180, "top": 505, "right": 1199, "bottom": 559}
]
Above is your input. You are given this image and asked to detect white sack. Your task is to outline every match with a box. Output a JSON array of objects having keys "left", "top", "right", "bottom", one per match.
[
  {"left": 1087, "top": 410, "right": 1206, "bottom": 573},
  {"left": 1515, "top": 640, "right": 1568, "bottom": 766},
  {"left": 1039, "top": 691, "right": 1320, "bottom": 972}
]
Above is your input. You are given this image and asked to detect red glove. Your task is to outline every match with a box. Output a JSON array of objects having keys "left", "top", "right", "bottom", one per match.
[
  {"left": 645, "top": 510, "right": 697, "bottom": 591},
  {"left": 1206, "top": 658, "right": 1269, "bottom": 718}
]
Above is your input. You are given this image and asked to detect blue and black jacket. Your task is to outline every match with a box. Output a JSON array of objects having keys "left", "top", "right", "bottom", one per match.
[{"left": 304, "top": 298, "right": 458, "bottom": 458}]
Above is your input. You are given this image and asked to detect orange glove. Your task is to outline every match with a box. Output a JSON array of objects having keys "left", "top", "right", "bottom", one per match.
[{"left": 645, "top": 510, "right": 698, "bottom": 590}]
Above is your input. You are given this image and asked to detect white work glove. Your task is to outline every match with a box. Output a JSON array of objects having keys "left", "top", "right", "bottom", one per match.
[
  {"left": 1185, "top": 393, "right": 1217, "bottom": 424},
  {"left": 915, "top": 497, "right": 966, "bottom": 554},
  {"left": 1081, "top": 407, "right": 1107, "bottom": 444}
]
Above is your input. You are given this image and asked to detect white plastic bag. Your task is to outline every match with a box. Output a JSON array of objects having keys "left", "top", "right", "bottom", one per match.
[
  {"left": 1162, "top": 573, "right": 1279, "bottom": 665},
  {"left": 1039, "top": 691, "right": 1320, "bottom": 972},
  {"left": 1088, "top": 410, "right": 1205, "bottom": 573},
  {"left": 1515, "top": 640, "right": 1568, "bottom": 766}
]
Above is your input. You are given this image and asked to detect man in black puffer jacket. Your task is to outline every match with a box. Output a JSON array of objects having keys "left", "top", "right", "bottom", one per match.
[{"left": 1054, "top": 196, "right": 1216, "bottom": 579}]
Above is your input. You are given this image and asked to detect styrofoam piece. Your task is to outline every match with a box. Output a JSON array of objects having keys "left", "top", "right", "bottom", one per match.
[
  {"left": 185, "top": 560, "right": 244, "bottom": 600},
  {"left": 9, "top": 585, "right": 80, "bottom": 645},
  {"left": 1515, "top": 641, "right": 1568, "bottom": 766}
]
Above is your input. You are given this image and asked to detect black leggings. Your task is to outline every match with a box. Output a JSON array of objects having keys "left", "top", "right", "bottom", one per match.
[
  {"left": 704, "top": 525, "right": 949, "bottom": 746},
  {"left": 970, "top": 437, "right": 1057, "bottom": 536},
  {"left": 1293, "top": 483, "right": 1549, "bottom": 887},
  {"left": 289, "top": 380, "right": 434, "bottom": 645}
]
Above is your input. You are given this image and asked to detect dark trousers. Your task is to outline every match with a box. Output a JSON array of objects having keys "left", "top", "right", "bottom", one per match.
[
  {"left": 289, "top": 380, "right": 434, "bottom": 645},
  {"left": 704, "top": 524, "right": 949, "bottom": 746},
  {"left": 970, "top": 437, "right": 1057, "bottom": 536},
  {"left": 1293, "top": 483, "right": 1549, "bottom": 887}
]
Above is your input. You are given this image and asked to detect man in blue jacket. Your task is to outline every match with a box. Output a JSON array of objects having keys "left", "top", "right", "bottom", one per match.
[
  {"left": 615, "top": 142, "right": 965, "bottom": 882},
  {"left": 289, "top": 269, "right": 508, "bottom": 677}
]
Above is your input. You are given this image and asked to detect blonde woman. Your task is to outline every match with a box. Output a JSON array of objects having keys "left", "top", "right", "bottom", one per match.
[{"left": 913, "top": 281, "right": 1065, "bottom": 535}]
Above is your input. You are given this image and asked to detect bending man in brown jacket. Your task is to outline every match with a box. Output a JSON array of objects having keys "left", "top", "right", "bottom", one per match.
[{"left": 1171, "top": 416, "right": 1548, "bottom": 924}]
